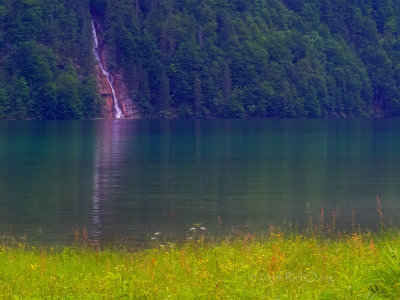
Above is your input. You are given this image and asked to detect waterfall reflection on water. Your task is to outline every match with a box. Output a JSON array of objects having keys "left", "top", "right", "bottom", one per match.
[
  {"left": 92, "top": 121, "right": 126, "bottom": 241},
  {"left": 2, "top": 120, "right": 400, "bottom": 243}
]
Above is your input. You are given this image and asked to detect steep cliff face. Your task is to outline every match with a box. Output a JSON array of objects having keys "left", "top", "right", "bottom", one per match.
[
  {"left": 92, "top": 17, "right": 139, "bottom": 119},
  {"left": 113, "top": 71, "right": 140, "bottom": 119},
  {"left": 95, "top": 65, "right": 114, "bottom": 119}
]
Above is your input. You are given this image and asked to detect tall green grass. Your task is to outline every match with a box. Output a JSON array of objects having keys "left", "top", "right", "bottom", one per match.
[
  {"left": 1, "top": 230, "right": 400, "bottom": 299},
  {"left": 1, "top": 195, "right": 398, "bottom": 299}
]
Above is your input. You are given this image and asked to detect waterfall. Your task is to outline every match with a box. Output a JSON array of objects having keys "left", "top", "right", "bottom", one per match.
[{"left": 91, "top": 19, "right": 124, "bottom": 119}]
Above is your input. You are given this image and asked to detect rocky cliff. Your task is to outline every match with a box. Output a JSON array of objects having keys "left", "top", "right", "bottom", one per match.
[{"left": 92, "top": 17, "right": 139, "bottom": 119}]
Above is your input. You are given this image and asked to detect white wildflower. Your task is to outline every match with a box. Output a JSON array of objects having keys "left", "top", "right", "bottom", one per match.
[
  {"left": 189, "top": 227, "right": 196, "bottom": 231},
  {"left": 154, "top": 232, "right": 161, "bottom": 236},
  {"left": 200, "top": 227, "right": 207, "bottom": 231}
]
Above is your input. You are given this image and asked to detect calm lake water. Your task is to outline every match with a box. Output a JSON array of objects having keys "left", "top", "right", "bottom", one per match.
[{"left": 0, "top": 119, "right": 399, "bottom": 244}]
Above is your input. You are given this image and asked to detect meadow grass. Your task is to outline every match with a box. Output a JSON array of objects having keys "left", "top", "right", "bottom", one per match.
[
  {"left": 1, "top": 228, "right": 400, "bottom": 299},
  {"left": 0, "top": 196, "right": 397, "bottom": 299}
]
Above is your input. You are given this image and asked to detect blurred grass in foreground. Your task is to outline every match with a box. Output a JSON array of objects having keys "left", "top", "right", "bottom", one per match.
[{"left": 1, "top": 227, "right": 400, "bottom": 299}]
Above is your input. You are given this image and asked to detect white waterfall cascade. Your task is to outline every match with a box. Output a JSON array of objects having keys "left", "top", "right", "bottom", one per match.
[{"left": 91, "top": 19, "right": 124, "bottom": 119}]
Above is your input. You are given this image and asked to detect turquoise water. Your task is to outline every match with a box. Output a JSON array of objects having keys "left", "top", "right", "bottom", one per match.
[{"left": 0, "top": 119, "right": 399, "bottom": 244}]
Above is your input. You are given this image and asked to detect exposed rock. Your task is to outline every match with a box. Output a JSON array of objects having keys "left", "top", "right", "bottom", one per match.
[
  {"left": 92, "top": 16, "right": 139, "bottom": 119},
  {"left": 113, "top": 71, "right": 140, "bottom": 119},
  {"left": 94, "top": 63, "right": 114, "bottom": 119}
]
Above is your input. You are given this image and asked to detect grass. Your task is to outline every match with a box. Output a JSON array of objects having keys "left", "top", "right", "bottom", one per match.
[
  {"left": 1, "top": 229, "right": 400, "bottom": 299},
  {"left": 0, "top": 195, "right": 398, "bottom": 299}
]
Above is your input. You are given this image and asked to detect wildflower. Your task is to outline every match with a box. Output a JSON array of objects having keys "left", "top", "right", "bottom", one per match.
[
  {"left": 200, "top": 227, "right": 207, "bottom": 231},
  {"left": 187, "top": 237, "right": 193, "bottom": 240},
  {"left": 189, "top": 228, "right": 196, "bottom": 231},
  {"left": 155, "top": 232, "right": 161, "bottom": 236},
  {"left": 151, "top": 237, "right": 156, "bottom": 240}
]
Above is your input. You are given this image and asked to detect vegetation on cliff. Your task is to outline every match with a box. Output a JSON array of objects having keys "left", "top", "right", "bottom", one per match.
[
  {"left": 1, "top": 0, "right": 400, "bottom": 119},
  {"left": 0, "top": 0, "right": 102, "bottom": 119}
]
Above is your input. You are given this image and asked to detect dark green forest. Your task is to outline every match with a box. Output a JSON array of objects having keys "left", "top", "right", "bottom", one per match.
[{"left": 1, "top": 0, "right": 400, "bottom": 119}]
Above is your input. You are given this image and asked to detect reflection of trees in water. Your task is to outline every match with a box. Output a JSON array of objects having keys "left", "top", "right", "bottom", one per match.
[
  {"left": 91, "top": 120, "right": 182, "bottom": 243},
  {"left": 90, "top": 119, "right": 400, "bottom": 242}
]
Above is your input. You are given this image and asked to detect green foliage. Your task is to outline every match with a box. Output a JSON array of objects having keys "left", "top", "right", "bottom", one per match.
[
  {"left": 94, "top": 0, "right": 400, "bottom": 118},
  {"left": 0, "top": 85, "right": 9, "bottom": 118},
  {"left": 56, "top": 64, "right": 82, "bottom": 119},
  {"left": 2, "top": 232, "right": 400, "bottom": 298},
  {"left": 0, "top": 0, "right": 100, "bottom": 119},
  {"left": 369, "top": 248, "right": 400, "bottom": 298},
  {"left": 11, "top": 77, "right": 31, "bottom": 119},
  {"left": 1, "top": 0, "right": 400, "bottom": 118}
]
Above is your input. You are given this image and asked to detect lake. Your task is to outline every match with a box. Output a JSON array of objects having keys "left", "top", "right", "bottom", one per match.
[{"left": 0, "top": 119, "right": 399, "bottom": 244}]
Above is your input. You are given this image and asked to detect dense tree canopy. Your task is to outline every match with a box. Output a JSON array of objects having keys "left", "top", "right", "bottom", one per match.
[
  {"left": 0, "top": 0, "right": 102, "bottom": 119},
  {"left": 1, "top": 0, "right": 400, "bottom": 119}
]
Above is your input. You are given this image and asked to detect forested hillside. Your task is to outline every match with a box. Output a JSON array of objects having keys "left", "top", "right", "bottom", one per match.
[
  {"left": 0, "top": 0, "right": 103, "bottom": 119},
  {"left": 1, "top": 0, "right": 400, "bottom": 119}
]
